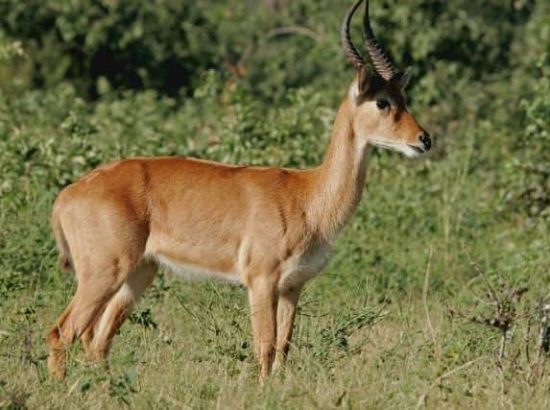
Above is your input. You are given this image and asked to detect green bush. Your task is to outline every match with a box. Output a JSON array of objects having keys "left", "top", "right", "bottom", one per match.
[
  {"left": 1, "top": 3, "right": 550, "bottom": 408},
  {"left": 506, "top": 54, "right": 550, "bottom": 220},
  {"left": 0, "top": 0, "right": 538, "bottom": 102},
  {"left": 0, "top": 0, "right": 221, "bottom": 96}
]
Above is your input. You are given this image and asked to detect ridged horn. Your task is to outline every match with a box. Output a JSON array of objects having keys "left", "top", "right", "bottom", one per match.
[
  {"left": 341, "top": 0, "right": 366, "bottom": 70},
  {"left": 362, "top": 0, "right": 397, "bottom": 80}
]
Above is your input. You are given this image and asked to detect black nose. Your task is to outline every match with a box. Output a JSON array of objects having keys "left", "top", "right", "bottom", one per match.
[{"left": 419, "top": 132, "right": 431, "bottom": 151}]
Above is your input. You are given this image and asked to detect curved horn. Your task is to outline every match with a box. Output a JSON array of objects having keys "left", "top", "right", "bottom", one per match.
[
  {"left": 341, "top": 0, "right": 366, "bottom": 70},
  {"left": 362, "top": 0, "right": 396, "bottom": 80}
]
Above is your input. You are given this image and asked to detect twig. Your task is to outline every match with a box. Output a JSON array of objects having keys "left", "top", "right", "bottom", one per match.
[
  {"left": 497, "top": 359, "right": 506, "bottom": 408},
  {"left": 297, "top": 311, "right": 331, "bottom": 318},
  {"left": 265, "top": 26, "right": 321, "bottom": 42},
  {"left": 422, "top": 247, "right": 439, "bottom": 357},
  {"left": 499, "top": 328, "right": 513, "bottom": 360},
  {"left": 22, "top": 329, "right": 43, "bottom": 383},
  {"left": 228, "top": 25, "right": 320, "bottom": 79},
  {"left": 415, "top": 356, "right": 486, "bottom": 409},
  {"left": 525, "top": 315, "right": 532, "bottom": 365},
  {"left": 537, "top": 303, "right": 550, "bottom": 358},
  {"left": 528, "top": 302, "right": 550, "bottom": 384}
]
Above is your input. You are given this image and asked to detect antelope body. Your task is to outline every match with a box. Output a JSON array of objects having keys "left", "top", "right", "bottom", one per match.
[{"left": 47, "top": 0, "right": 432, "bottom": 381}]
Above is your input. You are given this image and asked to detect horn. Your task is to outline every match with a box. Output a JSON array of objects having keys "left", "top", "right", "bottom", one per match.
[
  {"left": 341, "top": 0, "right": 366, "bottom": 70},
  {"left": 362, "top": 0, "right": 397, "bottom": 80}
]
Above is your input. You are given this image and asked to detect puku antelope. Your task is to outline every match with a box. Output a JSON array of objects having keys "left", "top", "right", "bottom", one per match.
[{"left": 47, "top": 0, "right": 431, "bottom": 382}]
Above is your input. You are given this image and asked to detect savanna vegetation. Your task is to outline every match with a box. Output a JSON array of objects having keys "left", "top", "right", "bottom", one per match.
[{"left": 0, "top": 0, "right": 549, "bottom": 408}]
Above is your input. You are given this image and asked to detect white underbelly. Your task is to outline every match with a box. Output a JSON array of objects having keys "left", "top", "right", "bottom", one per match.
[
  {"left": 279, "top": 242, "right": 332, "bottom": 289},
  {"left": 153, "top": 254, "right": 242, "bottom": 285}
]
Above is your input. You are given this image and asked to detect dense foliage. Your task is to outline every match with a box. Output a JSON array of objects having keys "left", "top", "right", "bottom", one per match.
[
  {"left": 0, "top": 1, "right": 549, "bottom": 408},
  {"left": 1, "top": 0, "right": 548, "bottom": 214}
]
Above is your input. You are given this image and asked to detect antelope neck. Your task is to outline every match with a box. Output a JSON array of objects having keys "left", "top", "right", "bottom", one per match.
[{"left": 307, "top": 99, "right": 371, "bottom": 240}]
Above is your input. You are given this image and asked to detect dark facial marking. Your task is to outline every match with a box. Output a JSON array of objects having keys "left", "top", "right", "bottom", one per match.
[{"left": 355, "top": 71, "right": 386, "bottom": 105}]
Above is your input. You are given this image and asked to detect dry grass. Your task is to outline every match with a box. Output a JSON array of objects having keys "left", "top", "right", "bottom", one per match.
[{"left": 3, "top": 259, "right": 550, "bottom": 409}]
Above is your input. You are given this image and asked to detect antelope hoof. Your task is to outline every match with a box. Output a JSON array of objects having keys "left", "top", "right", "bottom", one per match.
[{"left": 48, "top": 349, "right": 67, "bottom": 381}]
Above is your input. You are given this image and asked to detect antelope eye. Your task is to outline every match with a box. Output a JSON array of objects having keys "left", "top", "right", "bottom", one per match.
[{"left": 376, "top": 98, "right": 390, "bottom": 110}]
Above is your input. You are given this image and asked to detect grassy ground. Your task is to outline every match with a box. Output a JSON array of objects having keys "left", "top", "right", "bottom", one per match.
[
  {"left": 1, "top": 87, "right": 549, "bottom": 409},
  {"left": 0, "top": 2, "right": 549, "bottom": 404}
]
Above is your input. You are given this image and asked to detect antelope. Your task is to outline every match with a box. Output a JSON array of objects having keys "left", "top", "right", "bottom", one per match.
[{"left": 47, "top": 0, "right": 431, "bottom": 382}]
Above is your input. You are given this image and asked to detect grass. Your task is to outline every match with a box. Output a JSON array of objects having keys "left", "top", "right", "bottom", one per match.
[{"left": 0, "top": 39, "right": 549, "bottom": 406}]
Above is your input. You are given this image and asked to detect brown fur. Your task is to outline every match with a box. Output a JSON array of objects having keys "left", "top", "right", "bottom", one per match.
[{"left": 47, "top": 72, "right": 427, "bottom": 382}]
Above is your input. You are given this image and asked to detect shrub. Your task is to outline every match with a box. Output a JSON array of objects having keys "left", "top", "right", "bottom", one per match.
[
  {"left": 0, "top": 0, "right": 220, "bottom": 96},
  {"left": 0, "top": 0, "right": 537, "bottom": 104},
  {"left": 505, "top": 54, "right": 550, "bottom": 221}
]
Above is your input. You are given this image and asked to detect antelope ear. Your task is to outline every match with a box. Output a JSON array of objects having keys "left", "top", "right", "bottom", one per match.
[
  {"left": 397, "top": 66, "right": 413, "bottom": 90},
  {"left": 351, "top": 66, "right": 372, "bottom": 103},
  {"left": 351, "top": 67, "right": 386, "bottom": 104},
  {"left": 358, "top": 66, "right": 373, "bottom": 94}
]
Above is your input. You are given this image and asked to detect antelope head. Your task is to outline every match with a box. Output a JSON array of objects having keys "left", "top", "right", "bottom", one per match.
[{"left": 341, "top": 0, "right": 431, "bottom": 157}]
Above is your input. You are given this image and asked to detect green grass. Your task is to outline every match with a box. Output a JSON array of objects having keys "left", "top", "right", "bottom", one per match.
[
  {"left": 1, "top": 83, "right": 550, "bottom": 409},
  {"left": 0, "top": 1, "right": 549, "bottom": 405}
]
